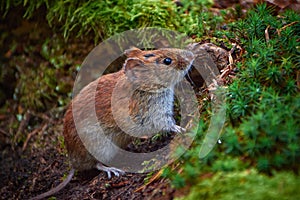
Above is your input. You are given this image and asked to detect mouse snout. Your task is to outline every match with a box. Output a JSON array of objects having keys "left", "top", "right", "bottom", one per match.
[
  {"left": 177, "top": 50, "right": 194, "bottom": 71},
  {"left": 184, "top": 50, "right": 195, "bottom": 63}
]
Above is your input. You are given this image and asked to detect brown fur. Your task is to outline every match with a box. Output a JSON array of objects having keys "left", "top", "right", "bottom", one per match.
[{"left": 64, "top": 47, "right": 194, "bottom": 171}]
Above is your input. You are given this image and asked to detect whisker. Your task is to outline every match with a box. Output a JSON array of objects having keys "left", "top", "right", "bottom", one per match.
[{"left": 186, "top": 70, "right": 195, "bottom": 87}]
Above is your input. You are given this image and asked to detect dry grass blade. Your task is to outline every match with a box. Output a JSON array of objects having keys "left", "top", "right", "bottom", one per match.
[
  {"left": 134, "top": 170, "right": 163, "bottom": 193},
  {"left": 265, "top": 25, "right": 270, "bottom": 43},
  {"left": 276, "top": 21, "right": 298, "bottom": 36},
  {"left": 22, "top": 123, "right": 48, "bottom": 152},
  {"left": 14, "top": 111, "right": 31, "bottom": 145}
]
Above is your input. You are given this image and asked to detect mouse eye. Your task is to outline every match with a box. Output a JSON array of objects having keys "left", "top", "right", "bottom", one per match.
[
  {"left": 144, "top": 53, "right": 155, "bottom": 58},
  {"left": 163, "top": 57, "right": 172, "bottom": 65}
]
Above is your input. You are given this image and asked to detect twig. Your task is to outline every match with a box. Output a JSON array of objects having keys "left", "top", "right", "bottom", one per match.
[
  {"left": 111, "top": 180, "right": 130, "bottom": 188},
  {"left": 276, "top": 21, "right": 298, "bottom": 36},
  {"left": 0, "top": 128, "right": 9, "bottom": 136},
  {"left": 220, "top": 67, "right": 230, "bottom": 79},
  {"left": 220, "top": 44, "right": 236, "bottom": 80},
  {"left": 29, "top": 177, "right": 37, "bottom": 192},
  {"left": 41, "top": 161, "right": 56, "bottom": 173},
  {"left": 14, "top": 111, "right": 31, "bottom": 145},
  {"left": 113, "top": 182, "right": 134, "bottom": 200},
  {"left": 134, "top": 170, "right": 163, "bottom": 193},
  {"left": 22, "top": 123, "right": 48, "bottom": 152},
  {"left": 9, "top": 114, "right": 15, "bottom": 136}
]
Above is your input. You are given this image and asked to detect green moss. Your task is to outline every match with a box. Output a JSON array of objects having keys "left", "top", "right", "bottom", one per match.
[
  {"left": 165, "top": 4, "right": 300, "bottom": 195},
  {"left": 13, "top": 37, "right": 74, "bottom": 111},
  {"left": 0, "top": 0, "right": 221, "bottom": 112},
  {"left": 176, "top": 170, "right": 300, "bottom": 200},
  {"left": 223, "top": 4, "right": 300, "bottom": 172},
  {"left": 2, "top": 0, "right": 210, "bottom": 41}
]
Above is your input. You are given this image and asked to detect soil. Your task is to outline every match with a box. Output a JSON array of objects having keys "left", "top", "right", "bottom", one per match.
[
  {"left": 0, "top": 109, "right": 180, "bottom": 199},
  {"left": 0, "top": 112, "right": 177, "bottom": 200}
]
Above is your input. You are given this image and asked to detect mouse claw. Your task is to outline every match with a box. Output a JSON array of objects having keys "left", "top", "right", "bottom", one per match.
[
  {"left": 171, "top": 125, "right": 186, "bottom": 133},
  {"left": 96, "top": 163, "right": 125, "bottom": 179}
]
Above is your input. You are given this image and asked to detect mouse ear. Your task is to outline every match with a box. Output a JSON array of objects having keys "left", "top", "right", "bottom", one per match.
[
  {"left": 124, "top": 47, "right": 142, "bottom": 57},
  {"left": 123, "top": 58, "right": 144, "bottom": 71},
  {"left": 123, "top": 58, "right": 146, "bottom": 81}
]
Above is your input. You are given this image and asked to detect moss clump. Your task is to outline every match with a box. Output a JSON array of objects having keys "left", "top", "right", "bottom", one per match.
[
  {"left": 224, "top": 4, "right": 300, "bottom": 172},
  {"left": 176, "top": 170, "right": 300, "bottom": 200},
  {"left": 0, "top": 0, "right": 217, "bottom": 112},
  {"left": 1, "top": 0, "right": 209, "bottom": 41},
  {"left": 164, "top": 4, "right": 300, "bottom": 199}
]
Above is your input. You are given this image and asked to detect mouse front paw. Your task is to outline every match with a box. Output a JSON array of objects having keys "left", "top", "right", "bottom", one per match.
[
  {"left": 96, "top": 163, "right": 125, "bottom": 179},
  {"left": 170, "top": 125, "right": 186, "bottom": 133}
]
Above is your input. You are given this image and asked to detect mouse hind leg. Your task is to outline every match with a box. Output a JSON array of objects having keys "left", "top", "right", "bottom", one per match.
[{"left": 96, "top": 163, "right": 125, "bottom": 179}]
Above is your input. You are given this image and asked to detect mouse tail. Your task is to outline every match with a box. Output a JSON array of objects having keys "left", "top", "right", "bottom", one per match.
[{"left": 29, "top": 168, "right": 75, "bottom": 200}]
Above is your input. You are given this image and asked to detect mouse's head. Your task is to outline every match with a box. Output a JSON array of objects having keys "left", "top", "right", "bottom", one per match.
[{"left": 123, "top": 47, "right": 194, "bottom": 92}]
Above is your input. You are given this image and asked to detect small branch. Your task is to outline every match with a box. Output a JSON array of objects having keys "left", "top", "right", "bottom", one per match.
[
  {"left": 22, "top": 123, "right": 48, "bottom": 152},
  {"left": 0, "top": 128, "right": 9, "bottom": 136},
  {"left": 113, "top": 181, "right": 134, "bottom": 199},
  {"left": 220, "top": 44, "right": 236, "bottom": 80},
  {"left": 134, "top": 170, "right": 163, "bottom": 193},
  {"left": 111, "top": 180, "right": 130, "bottom": 188},
  {"left": 220, "top": 67, "right": 231, "bottom": 79},
  {"left": 276, "top": 21, "right": 298, "bottom": 36},
  {"left": 13, "top": 111, "right": 31, "bottom": 145}
]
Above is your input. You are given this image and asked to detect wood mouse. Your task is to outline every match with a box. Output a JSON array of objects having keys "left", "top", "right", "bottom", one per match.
[{"left": 30, "top": 47, "right": 195, "bottom": 200}]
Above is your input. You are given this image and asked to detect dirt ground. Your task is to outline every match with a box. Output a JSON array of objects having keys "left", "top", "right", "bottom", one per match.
[{"left": 0, "top": 112, "right": 179, "bottom": 200}]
